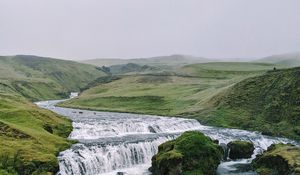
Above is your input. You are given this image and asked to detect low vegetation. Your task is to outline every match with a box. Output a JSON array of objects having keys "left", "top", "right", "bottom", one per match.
[
  {"left": 0, "top": 92, "right": 72, "bottom": 174},
  {"left": 0, "top": 55, "right": 106, "bottom": 101},
  {"left": 59, "top": 62, "right": 277, "bottom": 116},
  {"left": 252, "top": 143, "right": 300, "bottom": 175},
  {"left": 149, "top": 131, "right": 223, "bottom": 175},
  {"left": 0, "top": 55, "right": 107, "bottom": 174},
  {"left": 192, "top": 67, "right": 300, "bottom": 140}
]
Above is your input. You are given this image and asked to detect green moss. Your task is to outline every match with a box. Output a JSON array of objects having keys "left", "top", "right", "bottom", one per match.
[
  {"left": 150, "top": 131, "right": 223, "bottom": 175},
  {"left": 227, "top": 141, "right": 254, "bottom": 159},
  {"left": 252, "top": 144, "right": 300, "bottom": 175}
]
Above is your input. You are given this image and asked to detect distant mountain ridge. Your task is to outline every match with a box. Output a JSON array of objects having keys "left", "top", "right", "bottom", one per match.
[
  {"left": 82, "top": 54, "right": 215, "bottom": 67},
  {"left": 256, "top": 52, "right": 300, "bottom": 67}
]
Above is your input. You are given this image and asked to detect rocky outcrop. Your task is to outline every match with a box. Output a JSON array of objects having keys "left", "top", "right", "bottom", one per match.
[
  {"left": 149, "top": 131, "right": 223, "bottom": 175},
  {"left": 252, "top": 144, "right": 300, "bottom": 175},
  {"left": 227, "top": 140, "right": 254, "bottom": 159}
]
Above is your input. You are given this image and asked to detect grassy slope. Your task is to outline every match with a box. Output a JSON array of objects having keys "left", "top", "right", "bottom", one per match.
[
  {"left": 0, "top": 55, "right": 106, "bottom": 174},
  {"left": 0, "top": 55, "right": 106, "bottom": 101},
  {"left": 0, "top": 91, "right": 72, "bottom": 175},
  {"left": 59, "top": 62, "right": 277, "bottom": 116},
  {"left": 190, "top": 67, "right": 300, "bottom": 140}
]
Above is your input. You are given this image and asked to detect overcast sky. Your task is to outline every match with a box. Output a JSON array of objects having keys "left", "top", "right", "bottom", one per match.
[{"left": 0, "top": 0, "right": 300, "bottom": 60}]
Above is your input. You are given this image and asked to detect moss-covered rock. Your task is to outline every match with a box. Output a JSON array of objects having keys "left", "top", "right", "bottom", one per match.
[
  {"left": 227, "top": 141, "right": 254, "bottom": 159},
  {"left": 252, "top": 144, "right": 300, "bottom": 175},
  {"left": 149, "top": 131, "right": 223, "bottom": 175}
]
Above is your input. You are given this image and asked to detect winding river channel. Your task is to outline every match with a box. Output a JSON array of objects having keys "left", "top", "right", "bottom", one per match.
[{"left": 36, "top": 96, "right": 299, "bottom": 175}]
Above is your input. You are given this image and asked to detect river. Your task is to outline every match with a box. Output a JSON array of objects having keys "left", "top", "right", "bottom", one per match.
[{"left": 36, "top": 97, "right": 299, "bottom": 175}]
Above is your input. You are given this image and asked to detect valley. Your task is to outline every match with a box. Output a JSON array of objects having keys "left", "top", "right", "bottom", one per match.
[{"left": 0, "top": 53, "right": 300, "bottom": 174}]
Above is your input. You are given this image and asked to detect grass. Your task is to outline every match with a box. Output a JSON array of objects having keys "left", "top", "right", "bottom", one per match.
[
  {"left": 0, "top": 55, "right": 107, "bottom": 174},
  {"left": 0, "top": 55, "right": 106, "bottom": 101},
  {"left": 59, "top": 62, "right": 277, "bottom": 116},
  {"left": 58, "top": 62, "right": 300, "bottom": 141},
  {"left": 189, "top": 67, "right": 300, "bottom": 140},
  {"left": 0, "top": 92, "right": 72, "bottom": 174}
]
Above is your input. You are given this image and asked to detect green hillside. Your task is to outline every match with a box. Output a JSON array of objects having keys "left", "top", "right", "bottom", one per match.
[
  {"left": 0, "top": 55, "right": 107, "bottom": 174},
  {"left": 109, "top": 63, "right": 160, "bottom": 75},
  {"left": 58, "top": 62, "right": 276, "bottom": 116},
  {"left": 191, "top": 67, "right": 300, "bottom": 140},
  {"left": 0, "top": 91, "right": 72, "bottom": 175},
  {"left": 0, "top": 55, "right": 106, "bottom": 101}
]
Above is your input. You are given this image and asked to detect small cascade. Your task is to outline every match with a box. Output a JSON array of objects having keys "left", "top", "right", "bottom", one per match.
[
  {"left": 58, "top": 137, "right": 173, "bottom": 175},
  {"left": 35, "top": 99, "right": 300, "bottom": 175},
  {"left": 65, "top": 112, "right": 203, "bottom": 140}
]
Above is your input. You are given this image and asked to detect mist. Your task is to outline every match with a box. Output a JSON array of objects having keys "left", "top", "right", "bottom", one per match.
[{"left": 0, "top": 0, "right": 300, "bottom": 60}]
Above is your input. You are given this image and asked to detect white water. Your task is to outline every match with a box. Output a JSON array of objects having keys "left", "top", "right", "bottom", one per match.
[{"left": 36, "top": 98, "right": 299, "bottom": 175}]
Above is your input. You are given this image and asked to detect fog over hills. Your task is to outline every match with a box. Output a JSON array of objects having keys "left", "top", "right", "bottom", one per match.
[{"left": 256, "top": 52, "right": 300, "bottom": 67}]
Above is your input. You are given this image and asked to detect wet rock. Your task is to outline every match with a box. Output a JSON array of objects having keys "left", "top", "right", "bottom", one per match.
[
  {"left": 149, "top": 131, "right": 223, "bottom": 175},
  {"left": 227, "top": 140, "right": 254, "bottom": 159},
  {"left": 252, "top": 143, "right": 300, "bottom": 175},
  {"left": 148, "top": 126, "right": 157, "bottom": 133},
  {"left": 220, "top": 143, "right": 229, "bottom": 160},
  {"left": 116, "top": 172, "right": 126, "bottom": 175},
  {"left": 213, "top": 139, "right": 219, "bottom": 144}
]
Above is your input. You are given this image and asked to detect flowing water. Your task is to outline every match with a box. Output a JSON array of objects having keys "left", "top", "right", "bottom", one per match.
[{"left": 36, "top": 97, "right": 299, "bottom": 175}]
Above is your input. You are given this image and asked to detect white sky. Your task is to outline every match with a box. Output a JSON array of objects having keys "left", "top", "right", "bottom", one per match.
[{"left": 0, "top": 0, "right": 300, "bottom": 60}]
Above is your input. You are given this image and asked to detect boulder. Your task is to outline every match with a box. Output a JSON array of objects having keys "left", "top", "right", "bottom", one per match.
[
  {"left": 227, "top": 140, "right": 254, "bottom": 159},
  {"left": 149, "top": 131, "right": 223, "bottom": 175},
  {"left": 252, "top": 144, "right": 300, "bottom": 175}
]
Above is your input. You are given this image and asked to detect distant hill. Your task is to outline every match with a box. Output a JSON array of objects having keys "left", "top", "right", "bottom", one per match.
[
  {"left": 0, "top": 55, "right": 106, "bottom": 101},
  {"left": 194, "top": 67, "right": 300, "bottom": 140},
  {"left": 82, "top": 54, "right": 215, "bottom": 68},
  {"left": 109, "top": 63, "right": 160, "bottom": 75},
  {"left": 256, "top": 52, "right": 300, "bottom": 67}
]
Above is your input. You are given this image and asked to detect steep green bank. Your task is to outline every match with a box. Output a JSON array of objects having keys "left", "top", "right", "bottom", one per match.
[
  {"left": 150, "top": 131, "right": 223, "bottom": 175},
  {"left": 0, "top": 55, "right": 106, "bottom": 101},
  {"left": 192, "top": 67, "right": 300, "bottom": 140},
  {"left": 0, "top": 92, "right": 72, "bottom": 174},
  {"left": 0, "top": 55, "right": 107, "bottom": 174}
]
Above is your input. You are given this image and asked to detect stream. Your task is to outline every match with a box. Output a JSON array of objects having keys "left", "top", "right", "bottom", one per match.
[{"left": 36, "top": 96, "right": 299, "bottom": 175}]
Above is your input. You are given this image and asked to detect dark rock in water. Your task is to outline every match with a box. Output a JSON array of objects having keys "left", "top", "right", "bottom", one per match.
[
  {"left": 213, "top": 139, "right": 219, "bottom": 144},
  {"left": 227, "top": 140, "right": 254, "bottom": 159},
  {"left": 116, "top": 172, "right": 125, "bottom": 175},
  {"left": 148, "top": 126, "right": 157, "bottom": 133},
  {"left": 252, "top": 143, "right": 300, "bottom": 175},
  {"left": 79, "top": 111, "right": 83, "bottom": 114},
  {"left": 149, "top": 131, "right": 223, "bottom": 175}
]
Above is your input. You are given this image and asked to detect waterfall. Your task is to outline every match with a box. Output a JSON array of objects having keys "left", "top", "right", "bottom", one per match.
[
  {"left": 58, "top": 137, "right": 174, "bottom": 175},
  {"left": 35, "top": 99, "right": 300, "bottom": 175}
]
